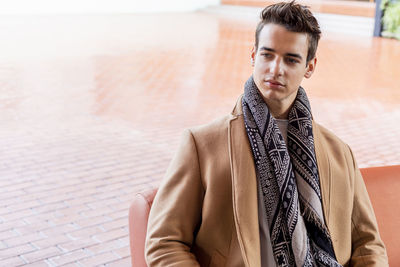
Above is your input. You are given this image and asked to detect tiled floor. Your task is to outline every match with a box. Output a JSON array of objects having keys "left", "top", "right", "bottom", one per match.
[{"left": 0, "top": 7, "right": 399, "bottom": 266}]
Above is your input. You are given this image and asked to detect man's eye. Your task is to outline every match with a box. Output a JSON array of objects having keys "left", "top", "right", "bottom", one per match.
[
  {"left": 287, "top": 58, "right": 299, "bottom": 64},
  {"left": 261, "top": 53, "right": 272, "bottom": 58}
]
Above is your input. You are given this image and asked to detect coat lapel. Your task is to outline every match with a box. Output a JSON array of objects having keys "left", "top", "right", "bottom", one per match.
[
  {"left": 228, "top": 97, "right": 261, "bottom": 267},
  {"left": 313, "top": 122, "right": 332, "bottom": 229},
  {"left": 313, "top": 122, "right": 342, "bottom": 258}
]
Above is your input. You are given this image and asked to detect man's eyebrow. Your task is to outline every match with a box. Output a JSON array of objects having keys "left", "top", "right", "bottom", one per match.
[
  {"left": 259, "top": 46, "right": 275, "bottom": 52},
  {"left": 286, "top": 53, "right": 303, "bottom": 60},
  {"left": 259, "top": 46, "right": 303, "bottom": 60}
]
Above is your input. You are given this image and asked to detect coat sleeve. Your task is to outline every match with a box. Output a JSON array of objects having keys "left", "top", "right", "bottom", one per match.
[
  {"left": 347, "top": 146, "right": 389, "bottom": 266},
  {"left": 145, "top": 129, "right": 204, "bottom": 266}
]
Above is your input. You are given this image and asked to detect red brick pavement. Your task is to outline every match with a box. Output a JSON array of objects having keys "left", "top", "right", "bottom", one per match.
[{"left": 0, "top": 9, "right": 399, "bottom": 266}]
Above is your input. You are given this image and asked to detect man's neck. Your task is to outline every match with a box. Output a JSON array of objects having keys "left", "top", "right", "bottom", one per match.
[
  {"left": 264, "top": 99, "right": 294, "bottom": 120},
  {"left": 262, "top": 89, "right": 298, "bottom": 119},
  {"left": 271, "top": 108, "right": 290, "bottom": 119}
]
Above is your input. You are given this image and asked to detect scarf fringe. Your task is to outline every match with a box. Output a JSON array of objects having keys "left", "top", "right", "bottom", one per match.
[{"left": 301, "top": 202, "right": 332, "bottom": 240}]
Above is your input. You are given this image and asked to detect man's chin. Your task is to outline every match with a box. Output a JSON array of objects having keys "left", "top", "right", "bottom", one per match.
[{"left": 259, "top": 90, "right": 283, "bottom": 102}]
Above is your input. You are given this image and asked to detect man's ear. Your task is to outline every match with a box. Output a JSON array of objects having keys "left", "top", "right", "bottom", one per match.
[
  {"left": 304, "top": 57, "right": 317, "bottom": 78},
  {"left": 251, "top": 46, "right": 256, "bottom": 66}
]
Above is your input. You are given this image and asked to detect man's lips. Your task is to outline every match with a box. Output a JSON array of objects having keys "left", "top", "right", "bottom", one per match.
[
  {"left": 265, "top": 79, "right": 283, "bottom": 86},
  {"left": 265, "top": 80, "right": 284, "bottom": 89}
]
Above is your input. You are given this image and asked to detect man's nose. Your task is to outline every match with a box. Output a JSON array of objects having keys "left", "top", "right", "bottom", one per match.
[{"left": 270, "top": 58, "right": 283, "bottom": 76}]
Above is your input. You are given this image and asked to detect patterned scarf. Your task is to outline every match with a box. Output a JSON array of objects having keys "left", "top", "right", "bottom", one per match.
[{"left": 242, "top": 76, "right": 341, "bottom": 267}]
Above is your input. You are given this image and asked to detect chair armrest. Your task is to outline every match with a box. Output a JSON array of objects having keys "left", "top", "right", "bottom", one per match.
[{"left": 129, "top": 188, "right": 158, "bottom": 267}]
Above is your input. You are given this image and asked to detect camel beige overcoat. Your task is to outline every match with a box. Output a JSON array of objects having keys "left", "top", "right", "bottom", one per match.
[{"left": 145, "top": 97, "right": 388, "bottom": 267}]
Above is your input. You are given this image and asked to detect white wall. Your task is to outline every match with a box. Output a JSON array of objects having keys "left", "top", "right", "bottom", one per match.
[{"left": 0, "top": 0, "right": 221, "bottom": 14}]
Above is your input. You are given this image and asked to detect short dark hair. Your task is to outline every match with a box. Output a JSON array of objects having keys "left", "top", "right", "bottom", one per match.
[{"left": 255, "top": 1, "right": 321, "bottom": 63}]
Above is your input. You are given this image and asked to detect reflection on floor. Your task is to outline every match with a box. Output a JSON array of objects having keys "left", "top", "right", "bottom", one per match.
[{"left": 0, "top": 8, "right": 399, "bottom": 266}]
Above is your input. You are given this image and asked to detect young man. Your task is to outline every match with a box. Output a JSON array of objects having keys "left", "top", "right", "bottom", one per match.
[{"left": 145, "top": 2, "right": 388, "bottom": 266}]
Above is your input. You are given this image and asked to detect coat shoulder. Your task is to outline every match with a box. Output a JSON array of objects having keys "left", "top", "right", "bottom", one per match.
[
  {"left": 188, "top": 114, "right": 236, "bottom": 145},
  {"left": 313, "top": 121, "right": 357, "bottom": 179},
  {"left": 313, "top": 121, "right": 351, "bottom": 154}
]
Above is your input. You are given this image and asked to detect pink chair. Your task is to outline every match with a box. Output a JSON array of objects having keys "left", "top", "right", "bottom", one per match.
[
  {"left": 129, "top": 165, "right": 400, "bottom": 266},
  {"left": 129, "top": 188, "right": 157, "bottom": 267}
]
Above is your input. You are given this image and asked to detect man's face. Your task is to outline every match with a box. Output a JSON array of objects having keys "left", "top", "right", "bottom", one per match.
[{"left": 251, "top": 23, "right": 316, "bottom": 109}]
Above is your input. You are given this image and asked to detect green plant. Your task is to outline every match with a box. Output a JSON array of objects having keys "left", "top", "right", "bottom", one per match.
[{"left": 380, "top": 0, "right": 400, "bottom": 40}]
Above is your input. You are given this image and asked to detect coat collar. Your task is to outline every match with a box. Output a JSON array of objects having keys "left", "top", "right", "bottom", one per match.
[
  {"left": 228, "top": 95, "right": 333, "bottom": 266},
  {"left": 228, "top": 95, "right": 261, "bottom": 267}
]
